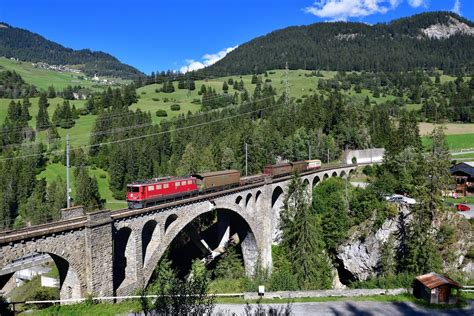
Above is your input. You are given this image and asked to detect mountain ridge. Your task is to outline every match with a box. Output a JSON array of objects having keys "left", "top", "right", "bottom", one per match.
[
  {"left": 0, "top": 22, "right": 144, "bottom": 80},
  {"left": 201, "top": 11, "right": 474, "bottom": 76}
]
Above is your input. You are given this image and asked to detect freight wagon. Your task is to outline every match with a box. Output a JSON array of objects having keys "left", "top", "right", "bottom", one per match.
[
  {"left": 194, "top": 170, "right": 241, "bottom": 192},
  {"left": 263, "top": 163, "right": 293, "bottom": 177}
]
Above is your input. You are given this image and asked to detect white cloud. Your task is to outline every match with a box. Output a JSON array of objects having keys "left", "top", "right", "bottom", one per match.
[
  {"left": 452, "top": 0, "right": 461, "bottom": 15},
  {"left": 305, "top": 0, "right": 402, "bottom": 21},
  {"left": 407, "top": 0, "right": 427, "bottom": 8},
  {"left": 180, "top": 46, "right": 238, "bottom": 73}
]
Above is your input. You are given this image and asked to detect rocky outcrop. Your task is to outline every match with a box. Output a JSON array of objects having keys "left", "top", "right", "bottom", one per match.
[
  {"left": 421, "top": 16, "right": 474, "bottom": 39},
  {"left": 336, "top": 205, "right": 411, "bottom": 282},
  {"left": 336, "top": 204, "right": 473, "bottom": 283}
]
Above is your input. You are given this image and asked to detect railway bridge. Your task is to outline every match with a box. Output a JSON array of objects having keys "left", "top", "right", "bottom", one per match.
[{"left": 0, "top": 164, "right": 358, "bottom": 300}]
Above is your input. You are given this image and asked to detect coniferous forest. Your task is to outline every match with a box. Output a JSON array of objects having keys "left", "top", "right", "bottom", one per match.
[{"left": 202, "top": 12, "right": 474, "bottom": 76}]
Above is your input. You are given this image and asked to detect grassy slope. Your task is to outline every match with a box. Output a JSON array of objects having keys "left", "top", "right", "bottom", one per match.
[
  {"left": 0, "top": 65, "right": 469, "bottom": 208},
  {"left": 422, "top": 133, "right": 474, "bottom": 151},
  {"left": 37, "top": 163, "right": 126, "bottom": 210},
  {"left": 0, "top": 57, "right": 101, "bottom": 91},
  {"left": 0, "top": 57, "right": 130, "bottom": 90}
]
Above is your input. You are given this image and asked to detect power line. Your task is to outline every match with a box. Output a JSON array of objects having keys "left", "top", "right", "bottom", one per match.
[
  {"left": 0, "top": 94, "right": 279, "bottom": 150},
  {"left": 0, "top": 100, "right": 283, "bottom": 162}
]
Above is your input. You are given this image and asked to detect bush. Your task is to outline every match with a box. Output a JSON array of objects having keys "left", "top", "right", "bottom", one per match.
[
  {"left": 170, "top": 104, "right": 180, "bottom": 111},
  {"left": 156, "top": 110, "right": 168, "bottom": 117},
  {"left": 350, "top": 272, "right": 414, "bottom": 289},
  {"left": 0, "top": 295, "right": 12, "bottom": 316},
  {"left": 27, "top": 287, "right": 59, "bottom": 309},
  {"left": 152, "top": 98, "right": 160, "bottom": 102},
  {"left": 78, "top": 108, "right": 89, "bottom": 116},
  {"left": 466, "top": 247, "right": 474, "bottom": 260},
  {"left": 99, "top": 174, "right": 106, "bottom": 179},
  {"left": 363, "top": 165, "right": 375, "bottom": 177}
]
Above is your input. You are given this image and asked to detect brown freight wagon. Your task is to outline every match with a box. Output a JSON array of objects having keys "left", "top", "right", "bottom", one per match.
[
  {"left": 263, "top": 163, "right": 293, "bottom": 177},
  {"left": 291, "top": 161, "right": 308, "bottom": 174},
  {"left": 194, "top": 170, "right": 241, "bottom": 192}
]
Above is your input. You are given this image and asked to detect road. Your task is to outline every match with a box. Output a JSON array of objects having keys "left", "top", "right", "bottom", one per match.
[{"left": 214, "top": 301, "right": 474, "bottom": 315}]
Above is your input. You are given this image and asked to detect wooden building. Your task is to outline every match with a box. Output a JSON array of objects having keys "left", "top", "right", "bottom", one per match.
[
  {"left": 450, "top": 162, "right": 474, "bottom": 197},
  {"left": 413, "top": 272, "right": 462, "bottom": 304}
]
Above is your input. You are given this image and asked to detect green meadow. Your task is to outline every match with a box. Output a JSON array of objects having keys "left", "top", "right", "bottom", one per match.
[{"left": 0, "top": 64, "right": 470, "bottom": 208}]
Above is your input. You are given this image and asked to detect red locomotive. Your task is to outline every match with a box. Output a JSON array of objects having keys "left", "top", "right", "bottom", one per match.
[{"left": 127, "top": 176, "right": 198, "bottom": 209}]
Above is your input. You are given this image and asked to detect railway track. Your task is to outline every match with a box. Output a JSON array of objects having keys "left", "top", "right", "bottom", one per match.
[{"left": 0, "top": 164, "right": 358, "bottom": 245}]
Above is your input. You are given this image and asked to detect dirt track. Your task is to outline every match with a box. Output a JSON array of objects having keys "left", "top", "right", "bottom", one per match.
[{"left": 419, "top": 123, "right": 474, "bottom": 136}]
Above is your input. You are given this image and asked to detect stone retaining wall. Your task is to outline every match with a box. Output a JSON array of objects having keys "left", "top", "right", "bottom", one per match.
[{"left": 243, "top": 288, "right": 408, "bottom": 300}]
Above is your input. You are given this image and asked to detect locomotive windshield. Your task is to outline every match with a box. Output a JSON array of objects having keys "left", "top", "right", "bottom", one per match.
[{"left": 127, "top": 186, "right": 140, "bottom": 192}]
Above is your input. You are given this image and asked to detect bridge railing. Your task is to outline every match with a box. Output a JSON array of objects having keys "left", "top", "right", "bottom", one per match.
[{"left": 0, "top": 163, "right": 363, "bottom": 244}]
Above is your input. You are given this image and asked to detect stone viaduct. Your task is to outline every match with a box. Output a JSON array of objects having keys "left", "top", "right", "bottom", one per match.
[{"left": 0, "top": 165, "right": 357, "bottom": 300}]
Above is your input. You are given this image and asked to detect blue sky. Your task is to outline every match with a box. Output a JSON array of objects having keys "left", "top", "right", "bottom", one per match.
[{"left": 0, "top": 0, "right": 472, "bottom": 74}]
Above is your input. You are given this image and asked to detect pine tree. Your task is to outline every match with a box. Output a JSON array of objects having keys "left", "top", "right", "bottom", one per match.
[
  {"left": 220, "top": 147, "right": 237, "bottom": 169},
  {"left": 379, "top": 234, "right": 397, "bottom": 276},
  {"left": 22, "top": 179, "right": 50, "bottom": 225},
  {"left": 214, "top": 246, "right": 244, "bottom": 279},
  {"left": 222, "top": 81, "right": 228, "bottom": 93},
  {"left": 75, "top": 168, "right": 103, "bottom": 211},
  {"left": 47, "top": 177, "right": 67, "bottom": 221},
  {"left": 20, "top": 98, "right": 31, "bottom": 123},
  {"left": 280, "top": 175, "right": 333, "bottom": 289},
  {"left": 36, "top": 93, "right": 51, "bottom": 131},
  {"left": 47, "top": 86, "right": 56, "bottom": 98},
  {"left": 177, "top": 144, "right": 199, "bottom": 175}
]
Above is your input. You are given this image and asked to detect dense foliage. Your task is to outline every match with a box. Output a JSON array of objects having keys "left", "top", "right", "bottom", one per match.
[
  {"left": 0, "top": 70, "right": 37, "bottom": 98},
  {"left": 0, "top": 23, "right": 143, "bottom": 79},
  {"left": 202, "top": 12, "right": 474, "bottom": 76}
]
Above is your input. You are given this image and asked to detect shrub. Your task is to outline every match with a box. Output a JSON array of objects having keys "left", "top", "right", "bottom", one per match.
[
  {"left": 362, "top": 165, "right": 375, "bottom": 177},
  {"left": 170, "top": 104, "right": 180, "bottom": 111},
  {"left": 156, "top": 110, "right": 168, "bottom": 117},
  {"left": 27, "top": 287, "right": 59, "bottom": 309},
  {"left": 78, "top": 108, "right": 89, "bottom": 116},
  {"left": 467, "top": 247, "right": 474, "bottom": 260},
  {"left": 0, "top": 295, "right": 12, "bottom": 316},
  {"left": 152, "top": 98, "right": 160, "bottom": 102}
]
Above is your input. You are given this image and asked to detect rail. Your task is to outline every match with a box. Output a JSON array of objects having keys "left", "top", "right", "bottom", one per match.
[{"left": 0, "top": 163, "right": 361, "bottom": 245}]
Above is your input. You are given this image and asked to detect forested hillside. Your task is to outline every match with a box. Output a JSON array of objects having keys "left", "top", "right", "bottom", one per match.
[
  {"left": 203, "top": 12, "right": 474, "bottom": 76},
  {"left": 0, "top": 23, "right": 143, "bottom": 79}
]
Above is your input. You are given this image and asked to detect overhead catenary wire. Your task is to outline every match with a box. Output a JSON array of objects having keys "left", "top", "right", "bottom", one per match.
[
  {"left": 0, "top": 98, "right": 286, "bottom": 162},
  {"left": 0, "top": 94, "right": 279, "bottom": 151}
]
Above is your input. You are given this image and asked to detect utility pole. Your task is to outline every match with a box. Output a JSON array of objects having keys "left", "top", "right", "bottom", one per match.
[
  {"left": 66, "top": 133, "right": 71, "bottom": 208},
  {"left": 245, "top": 142, "right": 248, "bottom": 177},
  {"left": 284, "top": 62, "right": 289, "bottom": 110}
]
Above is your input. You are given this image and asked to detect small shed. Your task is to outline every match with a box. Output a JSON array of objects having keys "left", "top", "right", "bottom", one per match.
[{"left": 413, "top": 272, "right": 462, "bottom": 304}]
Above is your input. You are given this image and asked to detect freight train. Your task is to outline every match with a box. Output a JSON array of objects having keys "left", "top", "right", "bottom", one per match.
[{"left": 126, "top": 159, "right": 321, "bottom": 209}]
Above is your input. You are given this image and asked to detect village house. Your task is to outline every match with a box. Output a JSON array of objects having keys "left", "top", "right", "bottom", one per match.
[{"left": 450, "top": 162, "right": 474, "bottom": 197}]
